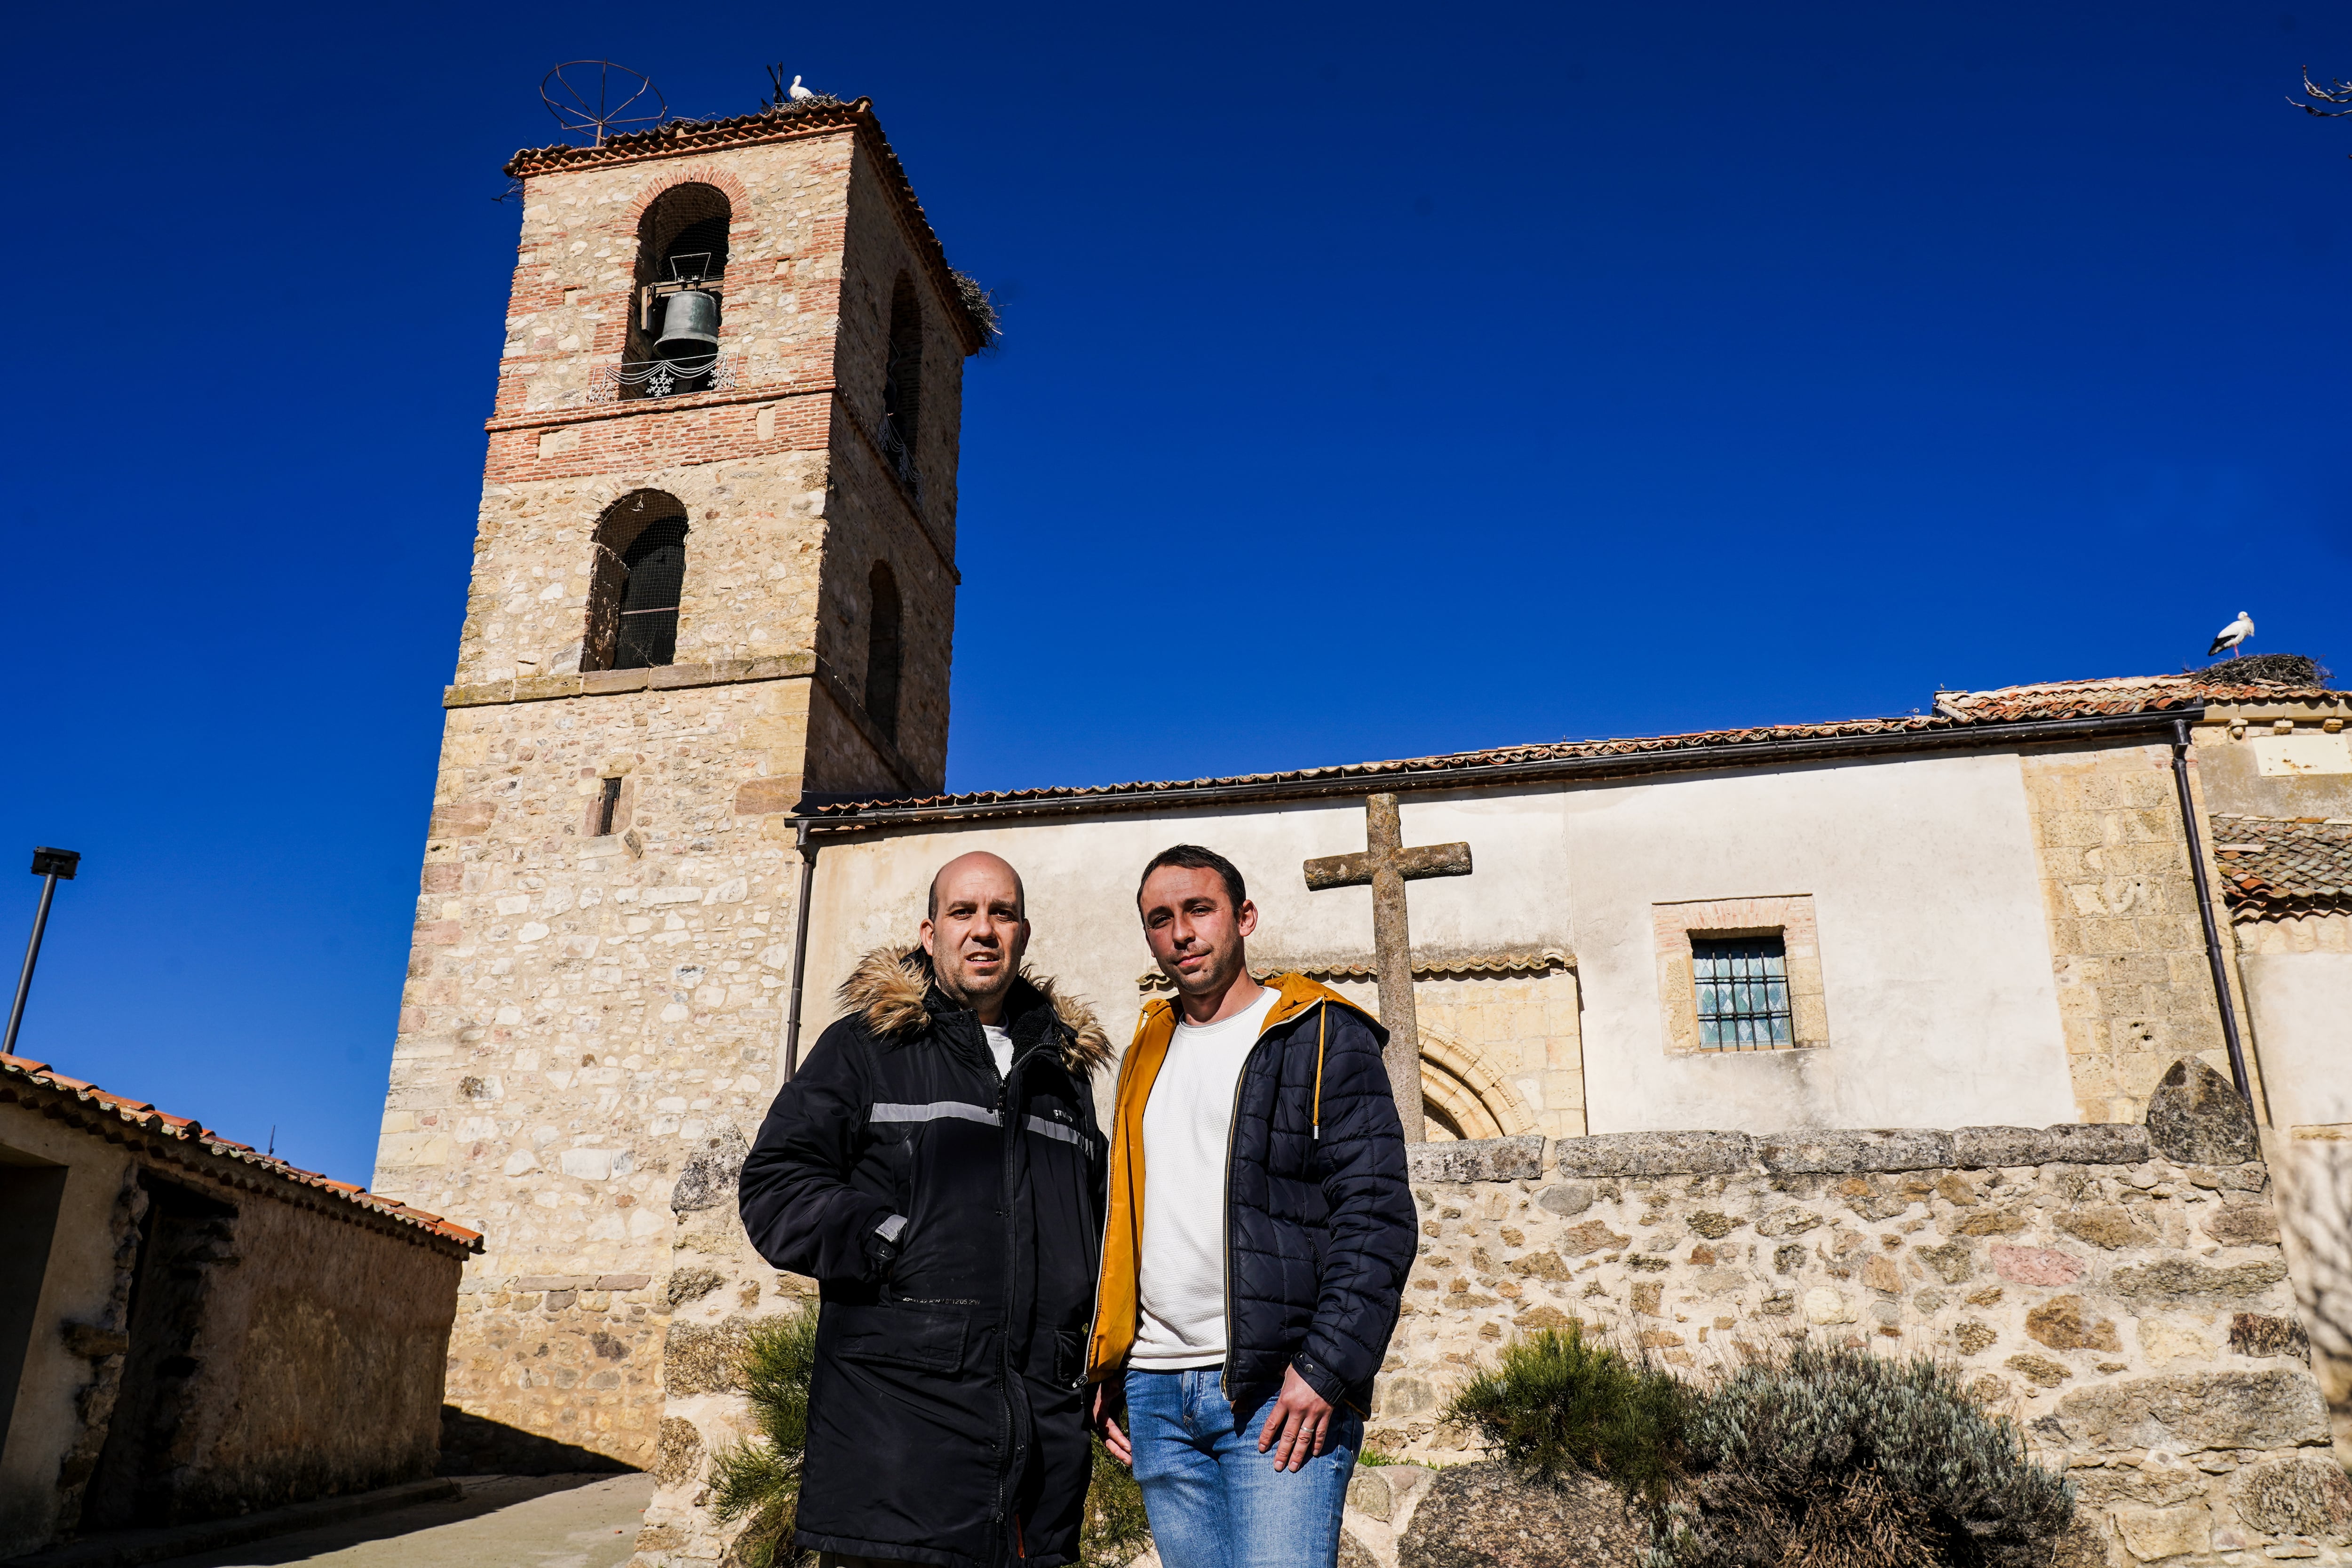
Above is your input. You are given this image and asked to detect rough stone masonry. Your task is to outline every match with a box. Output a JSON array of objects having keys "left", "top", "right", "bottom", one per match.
[{"left": 626, "top": 1103, "right": 2342, "bottom": 1568}]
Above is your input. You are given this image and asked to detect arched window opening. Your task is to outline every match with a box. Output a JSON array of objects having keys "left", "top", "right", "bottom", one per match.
[
  {"left": 881, "top": 275, "right": 923, "bottom": 490},
  {"left": 622, "top": 183, "right": 732, "bottom": 399},
  {"left": 864, "top": 559, "right": 903, "bottom": 744},
  {"left": 582, "top": 491, "right": 691, "bottom": 671}
]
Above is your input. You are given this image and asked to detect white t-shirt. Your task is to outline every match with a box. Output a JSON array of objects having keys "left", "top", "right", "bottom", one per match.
[
  {"left": 1133, "top": 984, "right": 1283, "bottom": 1369},
  {"left": 982, "top": 1023, "right": 1014, "bottom": 1080}
]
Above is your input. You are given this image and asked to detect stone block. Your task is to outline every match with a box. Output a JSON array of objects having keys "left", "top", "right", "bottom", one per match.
[
  {"left": 2112, "top": 1503, "right": 2209, "bottom": 1562},
  {"left": 734, "top": 775, "right": 801, "bottom": 815},
  {"left": 1407, "top": 1135, "right": 1543, "bottom": 1184},
  {"left": 1396, "top": 1462, "right": 1645, "bottom": 1568},
  {"left": 2227, "top": 1312, "right": 2312, "bottom": 1361},
  {"left": 2201, "top": 1202, "right": 2280, "bottom": 1248},
  {"left": 664, "top": 1320, "right": 752, "bottom": 1397},
  {"left": 2232, "top": 1457, "right": 2352, "bottom": 1537},
  {"left": 671, "top": 1123, "right": 750, "bottom": 1213},
  {"left": 1534, "top": 1181, "right": 1594, "bottom": 1218},
  {"left": 1550, "top": 1129, "right": 1755, "bottom": 1177},
  {"left": 2026, "top": 1296, "right": 2120, "bottom": 1352},
  {"left": 2145, "top": 1055, "right": 2260, "bottom": 1164},
  {"left": 428, "top": 800, "right": 497, "bottom": 838},
  {"left": 1992, "top": 1246, "right": 2086, "bottom": 1286},
  {"left": 2109, "top": 1258, "right": 2288, "bottom": 1305},
  {"left": 1952, "top": 1123, "right": 2148, "bottom": 1167},
  {"left": 2056, "top": 1369, "right": 2331, "bottom": 1450},
  {"left": 2053, "top": 1206, "right": 2157, "bottom": 1250},
  {"left": 1759, "top": 1127, "right": 1954, "bottom": 1174}
]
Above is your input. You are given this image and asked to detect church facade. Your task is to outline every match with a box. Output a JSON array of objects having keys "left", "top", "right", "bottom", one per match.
[{"left": 371, "top": 90, "right": 2350, "bottom": 1501}]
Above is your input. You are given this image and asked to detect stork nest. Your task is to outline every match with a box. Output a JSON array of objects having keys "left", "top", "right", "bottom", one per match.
[
  {"left": 2197, "top": 653, "right": 2332, "bottom": 686},
  {"left": 951, "top": 271, "right": 1002, "bottom": 349}
]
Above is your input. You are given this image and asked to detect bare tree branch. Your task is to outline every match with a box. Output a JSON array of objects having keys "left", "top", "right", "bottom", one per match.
[{"left": 2289, "top": 65, "right": 2352, "bottom": 117}]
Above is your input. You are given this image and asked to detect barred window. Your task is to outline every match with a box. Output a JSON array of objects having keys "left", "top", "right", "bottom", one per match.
[{"left": 1691, "top": 935, "right": 1793, "bottom": 1049}]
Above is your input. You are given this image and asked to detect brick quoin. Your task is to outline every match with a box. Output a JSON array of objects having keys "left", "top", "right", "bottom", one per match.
[{"left": 372, "top": 101, "right": 982, "bottom": 1475}]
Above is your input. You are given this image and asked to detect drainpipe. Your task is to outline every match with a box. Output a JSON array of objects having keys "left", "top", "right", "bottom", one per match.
[
  {"left": 781, "top": 819, "right": 820, "bottom": 1081},
  {"left": 2169, "top": 718, "right": 2253, "bottom": 1106}
]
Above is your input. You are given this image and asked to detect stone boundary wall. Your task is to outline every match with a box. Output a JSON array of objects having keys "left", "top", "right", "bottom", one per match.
[{"left": 1381, "top": 1123, "right": 2344, "bottom": 1567}]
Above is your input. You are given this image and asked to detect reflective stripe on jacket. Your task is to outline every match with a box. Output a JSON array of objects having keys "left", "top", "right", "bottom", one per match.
[{"left": 739, "top": 949, "right": 1111, "bottom": 1568}]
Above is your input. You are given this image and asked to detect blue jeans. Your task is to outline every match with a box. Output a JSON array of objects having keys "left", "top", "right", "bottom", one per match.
[{"left": 1123, "top": 1367, "right": 1360, "bottom": 1568}]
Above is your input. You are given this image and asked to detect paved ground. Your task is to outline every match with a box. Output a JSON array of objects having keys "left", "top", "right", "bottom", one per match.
[{"left": 144, "top": 1476, "right": 652, "bottom": 1568}]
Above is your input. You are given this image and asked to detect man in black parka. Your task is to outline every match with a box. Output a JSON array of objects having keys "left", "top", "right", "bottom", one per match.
[{"left": 739, "top": 852, "right": 1111, "bottom": 1568}]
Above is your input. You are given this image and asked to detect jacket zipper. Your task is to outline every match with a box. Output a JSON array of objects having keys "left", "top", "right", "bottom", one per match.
[
  {"left": 1220, "top": 996, "right": 1310, "bottom": 1400},
  {"left": 1076, "top": 1042, "right": 1130, "bottom": 1390},
  {"left": 994, "top": 1035, "right": 1055, "bottom": 1552}
]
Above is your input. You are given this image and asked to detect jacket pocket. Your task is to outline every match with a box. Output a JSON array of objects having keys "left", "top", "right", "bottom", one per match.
[{"left": 832, "top": 1300, "right": 969, "bottom": 1375}]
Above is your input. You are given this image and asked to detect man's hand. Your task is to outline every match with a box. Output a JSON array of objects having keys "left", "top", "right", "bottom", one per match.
[
  {"left": 1091, "top": 1381, "right": 1132, "bottom": 1466},
  {"left": 1257, "top": 1364, "right": 1333, "bottom": 1472}
]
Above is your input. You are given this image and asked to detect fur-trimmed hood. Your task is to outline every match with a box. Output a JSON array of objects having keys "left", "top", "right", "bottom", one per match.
[{"left": 838, "top": 947, "right": 1113, "bottom": 1076}]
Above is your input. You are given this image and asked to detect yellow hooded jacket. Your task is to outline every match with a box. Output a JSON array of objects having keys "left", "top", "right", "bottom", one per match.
[{"left": 1083, "top": 972, "right": 1375, "bottom": 1385}]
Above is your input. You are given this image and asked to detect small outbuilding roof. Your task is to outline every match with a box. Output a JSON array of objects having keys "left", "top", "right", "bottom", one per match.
[
  {"left": 2211, "top": 815, "right": 2352, "bottom": 917},
  {"left": 0, "top": 1052, "right": 481, "bottom": 1252}
]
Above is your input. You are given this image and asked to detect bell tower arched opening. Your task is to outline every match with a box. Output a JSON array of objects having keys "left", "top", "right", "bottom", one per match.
[
  {"left": 626, "top": 183, "right": 732, "bottom": 398},
  {"left": 881, "top": 274, "right": 923, "bottom": 487},
  {"left": 582, "top": 491, "right": 690, "bottom": 671}
]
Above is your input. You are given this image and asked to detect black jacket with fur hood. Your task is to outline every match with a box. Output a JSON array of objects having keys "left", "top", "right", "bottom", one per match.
[{"left": 739, "top": 948, "right": 1111, "bottom": 1568}]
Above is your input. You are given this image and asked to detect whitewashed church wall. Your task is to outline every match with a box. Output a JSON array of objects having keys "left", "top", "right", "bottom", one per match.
[
  {"left": 2239, "top": 948, "right": 2352, "bottom": 1128},
  {"left": 797, "top": 748, "right": 2078, "bottom": 1138},
  {"left": 799, "top": 794, "right": 1579, "bottom": 1073},
  {"left": 1566, "top": 750, "right": 2078, "bottom": 1135}
]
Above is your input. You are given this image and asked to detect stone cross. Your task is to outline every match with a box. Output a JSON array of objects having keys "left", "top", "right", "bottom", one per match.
[{"left": 1302, "top": 793, "right": 1472, "bottom": 1141}]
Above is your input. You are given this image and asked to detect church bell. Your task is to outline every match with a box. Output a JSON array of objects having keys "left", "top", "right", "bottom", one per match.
[{"left": 654, "top": 289, "right": 720, "bottom": 362}]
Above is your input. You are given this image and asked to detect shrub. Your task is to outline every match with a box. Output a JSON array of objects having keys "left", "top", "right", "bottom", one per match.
[
  {"left": 1658, "top": 1343, "right": 2075, "bottom": 1568},
  {"left": 1082, "top": 1433, "right": 1152, "bottom": 1567},
  {"left": 708, "top": 1304, "right": 821, "bottom": 1568},
  {"left": 1445, "top": 1323, "right": 1691, "bottom": 1517}
]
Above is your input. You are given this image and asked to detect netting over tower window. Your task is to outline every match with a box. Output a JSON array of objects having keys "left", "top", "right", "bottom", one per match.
[
  {"left": 582, "top": 491, "right": 690, "bottom": 672},
  {"left": 612, "top": 519, "right": 687, "bottom": 669},
  {"left": 1691, "top": 935, "right": 1793, "bottom": 1049}
]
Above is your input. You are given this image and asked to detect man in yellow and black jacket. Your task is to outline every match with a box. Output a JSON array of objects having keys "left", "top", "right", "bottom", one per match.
[{"left": 1087, "top": 844, "right": 1415, "bottom": 1568}]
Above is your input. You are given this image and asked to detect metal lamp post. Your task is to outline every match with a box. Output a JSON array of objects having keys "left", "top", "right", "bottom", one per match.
[{"left": 5, "top": 847, "right": 81, "bottom": 1059}]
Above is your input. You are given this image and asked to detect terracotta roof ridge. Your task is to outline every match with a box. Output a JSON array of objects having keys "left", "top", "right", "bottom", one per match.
[{"left": 0, "top": 1055, "right": 480, "bottom": 1250}]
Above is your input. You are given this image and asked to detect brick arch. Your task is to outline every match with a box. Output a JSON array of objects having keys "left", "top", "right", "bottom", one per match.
[{"left": 623, "top": 165, "right": 753, "bottom": 224}]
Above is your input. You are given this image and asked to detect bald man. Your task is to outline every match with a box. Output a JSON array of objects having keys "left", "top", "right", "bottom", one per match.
[{"left": 739, "top": 852, "right": 1114, "bottom": 1568}]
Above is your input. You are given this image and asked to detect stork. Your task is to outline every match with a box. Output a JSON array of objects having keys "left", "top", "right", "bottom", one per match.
[
  {"left": 788, "top": 73, "right": 814, "bottom": 101},
  {"left": 2208, "top": 611, "right": 2255, "bottom": 660}
]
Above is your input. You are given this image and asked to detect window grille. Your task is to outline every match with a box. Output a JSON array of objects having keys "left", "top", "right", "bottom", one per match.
[
  {"left": 1691, "top": 935, "right": 1793, "bottom": 1049},
  {"left": 612, "top": 519, "right": 688, "bottom": 669}
]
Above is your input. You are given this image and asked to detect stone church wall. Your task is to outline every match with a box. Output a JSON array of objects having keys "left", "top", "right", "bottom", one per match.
[
  {"left": 2016, "top": 740, "right": 2257, "bottom": 1127},
  {"left": 1383, "top": 1126, "right": 2338, "bottom": 1567},
  {"left": 624, "top": 1116, "right": 2337, "bottom": 1568}
]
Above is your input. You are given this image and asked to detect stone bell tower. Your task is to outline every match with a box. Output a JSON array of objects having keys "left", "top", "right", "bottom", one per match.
[{"left": 372, "top": 94, "right": 987, "bottom": 1471}]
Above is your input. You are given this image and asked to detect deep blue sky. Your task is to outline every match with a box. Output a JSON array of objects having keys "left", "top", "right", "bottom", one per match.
[{"left": 5, "top": 1, "right": 2345, "bottom": 1186}]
